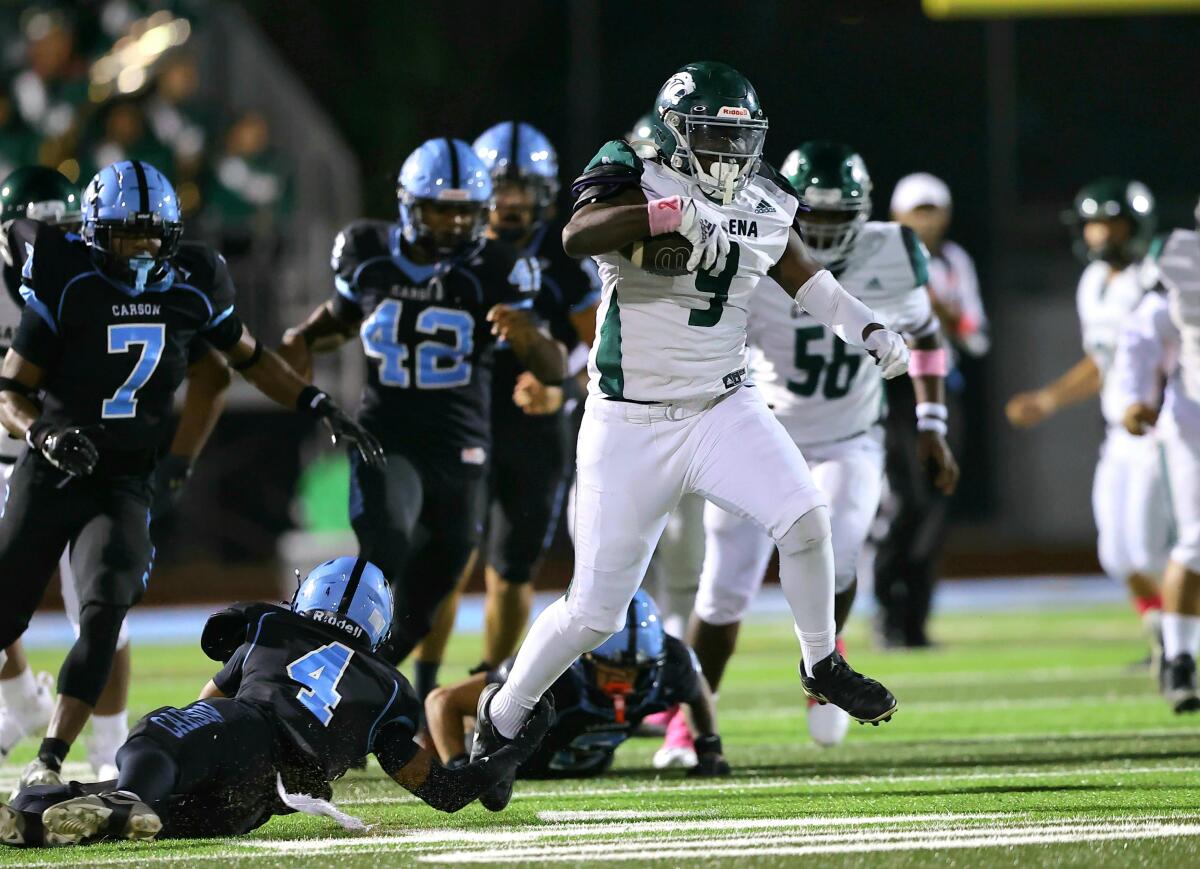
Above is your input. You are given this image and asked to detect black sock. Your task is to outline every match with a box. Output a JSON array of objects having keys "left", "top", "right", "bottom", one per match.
[
  {"left": 37, "top": 737, "right": 70, "bottom": 771},
  {"left": 414, "top": 660, "right": 440, "bottom": 702}
]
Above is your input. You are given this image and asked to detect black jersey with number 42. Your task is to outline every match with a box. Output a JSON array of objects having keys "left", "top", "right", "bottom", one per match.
[
  {"left": 8, "top": 219, "right": 243, "bottom": 454},
  {"left": 330, "top": 220, "right": 535, "bottom": 455},
  {"left": 203, "top": 602, "right": 422, "bottom": 783}
]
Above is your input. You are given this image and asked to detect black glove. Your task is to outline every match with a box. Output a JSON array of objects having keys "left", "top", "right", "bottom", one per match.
[
  {"left": 26, "top": 422, "right": 100, "bottom": 477},
  {"left": 297, "top": 386, "right": 386, "bottom": 470},
  {"left": 151, "top": 453, "right": 193, "bottom": 519},
  {"left": 687, "top": 734, "right": 731, "bottom": 778}
]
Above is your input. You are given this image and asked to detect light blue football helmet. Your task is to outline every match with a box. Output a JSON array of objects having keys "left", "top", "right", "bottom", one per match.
[
  {"left": 472, "top": 121, "right": 560, "bottom": 211},
  {"left": 576, "top": 589, "right": 666, "bottom": 712},
  {"left": 292, "top": 557, "right": 393, "bottom": 651},
  {"left": 81, "top": 160, "right": 182, "bottom": 293},
  {"left": 397, "top": 138, "right": 491, "bottom": 256}
]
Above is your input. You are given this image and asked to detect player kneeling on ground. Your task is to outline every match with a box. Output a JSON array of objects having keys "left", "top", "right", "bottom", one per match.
[
  {"left": 426, "top": 591, "right": 727, "bottom": 798},
  {"left": 0, "top": 557, "right": 552, "bottom": 848}
]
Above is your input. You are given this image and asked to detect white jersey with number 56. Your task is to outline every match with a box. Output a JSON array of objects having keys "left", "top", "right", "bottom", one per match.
[
  {"left": 749, "top": 222, "right": 935, "bottom": 447},
  {"left": 578, "top": 141, "right": 800, "bottom": 403}
]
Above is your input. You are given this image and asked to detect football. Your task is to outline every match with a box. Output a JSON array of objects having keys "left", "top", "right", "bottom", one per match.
[{"left": 620, "top": 232, "right": 693, "bottom": 277}]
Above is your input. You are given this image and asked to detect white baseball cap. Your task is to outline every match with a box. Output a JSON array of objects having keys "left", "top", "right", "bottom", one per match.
[{"left": 890, "top": 172, "right": 952, "bottom": 214}]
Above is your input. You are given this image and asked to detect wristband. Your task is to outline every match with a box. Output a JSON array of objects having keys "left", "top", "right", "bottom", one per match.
[
  {"left": 917, "top": 417, "right": 948, "bottom": 435},
  {"left": 915, "top": 402, "right": 948, "bottom": 420},
  {"left": 647, "top": 196, "right": 684, "bottom": 236},
  {"left": 694, "top": 733, "right": 723, "bottom": 756},
  {"left": 908, "top": 347, "right": 949, "bottom": 377},
  {"left": 26, "top": 419, "right": 52, "bottom": 450},
  {"left": 296, "top": 385, "right": 328, "bottom": 416}
]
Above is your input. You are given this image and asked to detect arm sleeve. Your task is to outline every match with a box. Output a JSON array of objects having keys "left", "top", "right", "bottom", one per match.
[
  {"left": 570, "top": 140, "right": 644, "bottom": 211},
  {"left": 1112, "top": 293, "right": 1172, "bottom": 410},
  {"left": 661, "top": 636, "right": 705, "bottom": 707},
  {"left": 211, "top": 645, "right": 247, "bottom": 695},
  {"left": 11, "top": 302, "right": 63, "bottom": 368},
  {"left": 794, "top": 271, "right": 880, "bottom": 347},
  {"left": 199, "top": 253, "right": 244, "bottom": 350}
]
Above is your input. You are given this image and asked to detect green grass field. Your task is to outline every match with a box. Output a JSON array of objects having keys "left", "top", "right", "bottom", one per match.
[{"left": 1, "top": 601, "right": 1198, "bottom": 867}]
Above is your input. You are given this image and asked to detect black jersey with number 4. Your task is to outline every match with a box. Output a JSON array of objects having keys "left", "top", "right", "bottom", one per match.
[
  {"left": 8, "top": 219, "right": 243, "bottom": 457},
  {"left": 203, "top": 602, "right": 422, "bottom": 783},
  {"left": 330, "top": 220, "right": 534, "bottom": 456}
]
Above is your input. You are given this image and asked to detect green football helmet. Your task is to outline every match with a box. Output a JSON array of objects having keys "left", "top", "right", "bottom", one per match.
[
  {"left": 654, "top": 61, "right": 768, "bottom": 204},
  {"left": 1070, "top": 176, "right": 1156, "bottom": 264},
  {"left": 780, "top": 141, "right": 872, "bottom": 268},
  {"left": 0, "top": 165, "right": 81, "bottom": 267},
  {"left": 626, "top": 112, "right": 672, "bottom": 160}
]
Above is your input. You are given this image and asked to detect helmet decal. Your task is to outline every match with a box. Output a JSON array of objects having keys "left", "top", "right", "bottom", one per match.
[{"left": 662, "top": 71, "right": 697, "bottom": 106}]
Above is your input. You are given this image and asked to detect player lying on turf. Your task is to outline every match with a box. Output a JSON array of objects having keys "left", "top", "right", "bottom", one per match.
[
  {"left": 426, "top": 590, "right": 728, "bottom": 796},
  {"left": 0, "top": 557, "right": 553, "bottom": 848},
  {"left": 0, "top": 160, "right": 385, "bottom": 792},
  {"left": 1114, "top": 207, "right": 1200, "bottom": 713}
]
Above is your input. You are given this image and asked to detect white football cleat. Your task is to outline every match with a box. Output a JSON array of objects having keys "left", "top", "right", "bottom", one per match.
[
  {"left": 17, "top": 757, "right": 62, "bottom": 792},
  {"left": 0, "top": 672, "right": 55, "bottom": 758},
  {"left": 807, "top": 696, "right": 851, "bottom": 747},
  {"left": 42, "top": 792, "right": 161, "bottom": 845}
]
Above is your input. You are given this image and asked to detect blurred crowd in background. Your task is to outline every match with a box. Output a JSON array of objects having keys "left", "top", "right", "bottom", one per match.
[{"left": 0, "top": 2, "right": 293, "bottom": 330}]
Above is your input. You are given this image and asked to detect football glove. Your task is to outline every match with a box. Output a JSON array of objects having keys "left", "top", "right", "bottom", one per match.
[
  {"left": 864, "top": 328, "right": 910, "bottom": 379},
  {"left": 300, "top": 389, "right": 386, "bottom": 470},
  {"left": 678, "top": 197, "right": 730, "bottom": 274},
  {"left": 687, "top": 734, "right": 731, "bottom": 778},
  {"left": 27, "top": 423, "right": 100, "bottom": 478},
  {"left": 151, "top": 453, "right": 193, "bottom": 518}
]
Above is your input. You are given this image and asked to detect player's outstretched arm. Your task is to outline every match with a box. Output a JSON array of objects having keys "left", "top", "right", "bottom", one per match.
[
  {"left": 771, "top": 228, "right": 908, "bottom": 377},
  {"left": 277, "top": 301, "right": 360, "bottom": 382},
  {"left": 487, "top": 306, "right": 567, "bottom": 385},
  {"left": 1005, "top": 355, "right": 1101, "bottom": 428},
  {"left": 0, "top": 347, "right": 99, "bottom": 477},
  {"left": 218, "top": 325, "right": 386, "bottom": 469},
  {"left": 0, "top": 348, "right": 44, "bottom": 441},
  {"left": 561, "top": 187, "right": 651, "bottom": 258},
  {"left": 380, "top": 696, "right": 553, "bottom": 813},
  {"left": 425, "top": 674, "right": 488, "bottom": 764}
]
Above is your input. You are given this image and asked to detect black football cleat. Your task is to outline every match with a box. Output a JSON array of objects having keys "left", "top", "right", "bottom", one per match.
[
  {"left": 470, "top": 684, "right": 518, "bottom": 812},
  {"left": 800, "top": 651, "right": 898, "bottom": 724},
  {"left": 41, "top": 792, "right": 161, "bottom": 845},
  {"left": 1163, "top": 654, "right": 1200, "bottom": 714}
]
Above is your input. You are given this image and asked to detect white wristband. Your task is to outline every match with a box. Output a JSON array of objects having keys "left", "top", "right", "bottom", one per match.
[
  {"left": 917, "top": 417, "right": 948, "bottom": 435},
  {"left": 916, "top": 402, "right": 948, "bottom": 420}
]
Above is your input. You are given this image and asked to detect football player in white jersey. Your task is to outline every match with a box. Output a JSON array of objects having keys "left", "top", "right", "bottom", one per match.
[
  {"left": 471, "top": 62, "right": 911, "bottom": 803},
  {"left": 1115, "top": 204, "right": 1200, "bottom": 712},
  {"left": 1007, "top": 178, "right": 1169, "bottom": 661},
  {"left": 687, "top": 142, "right": 958, "bottom": 748}
]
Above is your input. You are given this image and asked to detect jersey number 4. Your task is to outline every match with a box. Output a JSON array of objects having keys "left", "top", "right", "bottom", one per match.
[
  {"left": 361, "top": 300, "right": 474, "bottom": 389},
  {"left": 102, "top": 324, "right": 166, "bottom": 418},
  {"left": 286, "top": 642, "right": 355, "bottom": 726},
  {"left": 789, "top": 325, "right": 864, "bottom": 400}
]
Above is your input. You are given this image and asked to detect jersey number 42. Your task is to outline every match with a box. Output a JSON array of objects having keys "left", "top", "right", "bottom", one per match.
[{"left": 361, "top": 300, "right": 474, "bottom": 389}]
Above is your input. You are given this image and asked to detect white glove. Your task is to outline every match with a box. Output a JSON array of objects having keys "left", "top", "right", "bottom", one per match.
[
  {"left": 678, "top": 198, "right": 730, "bottom": 274},
  {"left": 864, "top": 328, "right": 909, "bottom": 379},
  {"left": 507, "top": 256, "right": 542, "bottom": 295}
]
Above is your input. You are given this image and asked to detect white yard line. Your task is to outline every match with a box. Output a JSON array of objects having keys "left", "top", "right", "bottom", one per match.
[
  {"left": 536, "top": 809, "right": 704, "bottom": 822},
  {"left": 335, "top": 761, "right": 1200, "bottom": 806},
  {"left": 719, "top": 691, "right": 1157, "bottom": 720}
]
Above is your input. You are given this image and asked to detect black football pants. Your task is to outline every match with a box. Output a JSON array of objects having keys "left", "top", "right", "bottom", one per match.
[
  {"left": 349, "top": 448, "right": 485, "bottom": 665},
  {"left": 0, "top": 451, "right": 153, "bottom": 704}
]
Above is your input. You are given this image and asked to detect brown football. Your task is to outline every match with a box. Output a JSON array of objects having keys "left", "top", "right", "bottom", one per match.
[{"left": 619, "top": 232, "right": 693, "bottom": 277}]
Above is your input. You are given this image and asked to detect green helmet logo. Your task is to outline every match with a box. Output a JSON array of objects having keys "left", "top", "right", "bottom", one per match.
[
  {"left": 781, "top": 141, "right": 872, "bottom": 268},
  {"left": 653, "top": 61, "right": 768, "bottom": 205},
  {"left": 1070, "top": 176, "right": 1156, "bottom": 264}
]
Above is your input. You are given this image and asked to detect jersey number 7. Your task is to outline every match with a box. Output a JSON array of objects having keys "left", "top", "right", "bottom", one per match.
[
  {"left": 286, "top": 642, "right": 355, "bottom": 726},
  {"left": 102, "top": 324, "right": 165, "bottom": 418}
]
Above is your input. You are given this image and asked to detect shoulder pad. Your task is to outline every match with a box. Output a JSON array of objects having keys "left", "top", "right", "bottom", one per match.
[
  {"left": 200, "top": 601, "right": 290, "bottom": 662},
  {"left": 898, "top": 225, "right": 930, "bottom": 287},
  {"left": 756, "top": 160, "right": 799, "bottom": 203},
  {"left": 174, "top": 242, "right": 222, "bottom": 286},
  {"left": 332, "top": 220, "right": 391, "bottom": 273},
  {"left": 571, "top": 141, "right": 644, "bottom": 208}
]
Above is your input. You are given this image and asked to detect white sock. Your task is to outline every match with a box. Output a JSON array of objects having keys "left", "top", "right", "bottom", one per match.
[
  {"left": 91, "top": 711, "right": 128, "bottom": 748},
  {"left": 777, "top": 508, "right": 836, "bottom": 677},
  {"left": 0, "top": 667, "right": 39, "bottom": 709},
  {"left": 1163, "top": 613, "right": 1200, "bottom": 660},
  {"left": 490, "top": 596, "right": 609, "bottom": 739}
]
